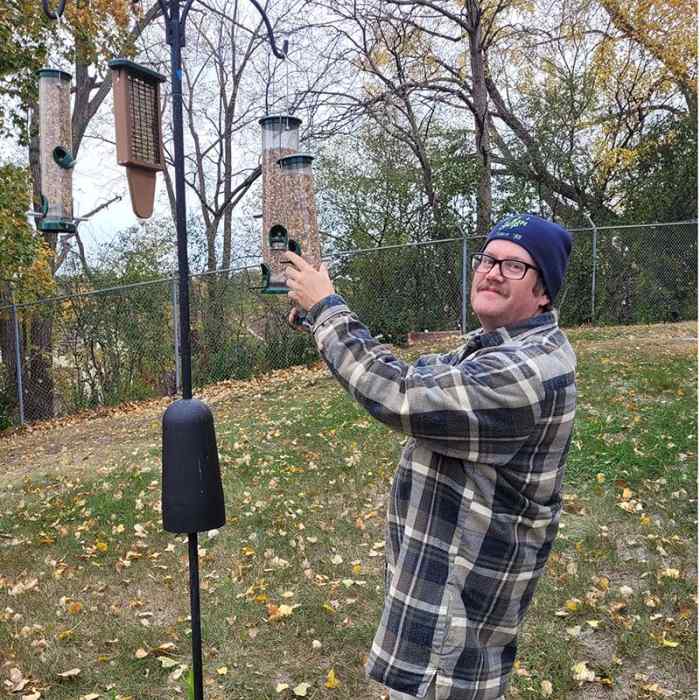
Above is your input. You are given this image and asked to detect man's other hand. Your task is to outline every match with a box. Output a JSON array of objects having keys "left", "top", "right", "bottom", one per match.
[{"left": 283, "top": 251, "right": 334, "bottom": 311}]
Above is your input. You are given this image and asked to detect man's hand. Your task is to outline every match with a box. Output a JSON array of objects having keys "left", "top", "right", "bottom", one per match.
[{"left": 283, "top": 251, "right": 334, "bottom": 311}]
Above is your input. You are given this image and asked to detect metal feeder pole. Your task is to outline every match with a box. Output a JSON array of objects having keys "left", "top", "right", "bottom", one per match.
[{"left": 41, "top": 2, "right": 287, "bottom": 696}]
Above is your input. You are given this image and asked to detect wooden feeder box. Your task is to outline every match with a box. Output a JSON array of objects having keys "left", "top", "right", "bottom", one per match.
[
  {"left": 108, "top": 59, "right": 166, "bottom": 218},
  {"left": 259, "top": 115, "right": 320, "bottom": 293}
]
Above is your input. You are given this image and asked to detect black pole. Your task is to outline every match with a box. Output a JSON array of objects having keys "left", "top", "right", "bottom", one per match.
[
  {"left": 188, "top": 532, "right": 204, "bottom": 700},
  {"left": 167, "top": 0, "right": 193, "bottom": 401},
  {"left": 165, "top": 2, "right": 202, "bottom": 698}
]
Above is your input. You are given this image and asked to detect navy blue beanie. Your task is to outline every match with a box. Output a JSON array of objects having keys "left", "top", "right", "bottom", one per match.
[{"left": 485, "top": 213, "right": 572, "bottom": 301}]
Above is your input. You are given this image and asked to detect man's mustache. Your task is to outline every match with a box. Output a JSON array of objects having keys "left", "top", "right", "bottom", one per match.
[{"left": 476, "top": 284, "right": 506, "bottom": 296}]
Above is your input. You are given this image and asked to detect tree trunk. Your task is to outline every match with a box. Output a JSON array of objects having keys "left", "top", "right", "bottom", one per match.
[
  {"left": 0, "top": 286, "right": 20, "bottom": 425},
  {"left": 466, "top": 2, "right": 491, "bottom": 235}
]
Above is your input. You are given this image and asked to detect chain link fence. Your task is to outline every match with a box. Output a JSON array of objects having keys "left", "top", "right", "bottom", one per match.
[{"left": 0, "top": 221, "right": 696, "bottom": 427}]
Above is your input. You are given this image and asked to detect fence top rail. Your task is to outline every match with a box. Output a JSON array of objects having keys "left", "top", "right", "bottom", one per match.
[
  {"left": 568, "top": 220, "right": 698, "bottom": 233},
  {"left": 1, "top": 220, "right": 695, "bottom": 312}
]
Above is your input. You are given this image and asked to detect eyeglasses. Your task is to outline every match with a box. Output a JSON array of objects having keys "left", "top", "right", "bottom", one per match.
[{"left": 471, "top": 253, "right": 539, "bottom": 280}]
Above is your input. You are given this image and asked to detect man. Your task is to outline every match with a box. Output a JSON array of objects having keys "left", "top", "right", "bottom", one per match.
[{"left": 284, "top": 213, "right": 576, "bottom": 700}]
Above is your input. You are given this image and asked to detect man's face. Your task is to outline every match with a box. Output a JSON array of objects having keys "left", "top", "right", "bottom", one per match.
[{"left": 470, "top": 239, "right": 550, "bottom": 331}]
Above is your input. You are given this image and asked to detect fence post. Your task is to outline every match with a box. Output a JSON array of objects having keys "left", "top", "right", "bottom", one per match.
[
  {"left": 585, "top": 214, "right": 598, "bottom": 324},
  {"left": 461, "top": 235, "right": 469, "bottom": 333},
  {"left": 10, "top": 300, "right": 25, "bottom": 426},
  {"left": 171, "top": 277, "right": 182, "bottom": 395}
]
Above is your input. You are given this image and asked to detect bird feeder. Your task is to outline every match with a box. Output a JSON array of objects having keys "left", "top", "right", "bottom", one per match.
[
  {"left": 108, "top": 59, "right": 166, "bottom": 218},
  {"left": 277, "top": 152, "right": 320, "bottom": 268},
  {"left": 37, "top": 68, "right": 76, "bottom": 233},
  {"left": 259, "top": 114, "right": 320, "bottom": 293}
]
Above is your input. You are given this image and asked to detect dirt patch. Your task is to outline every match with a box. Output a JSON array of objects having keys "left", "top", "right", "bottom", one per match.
[{"left": 0, "top": 364, "right": 328, "bottom": 488}]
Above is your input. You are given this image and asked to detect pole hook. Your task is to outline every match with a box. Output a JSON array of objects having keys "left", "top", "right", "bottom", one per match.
[
  {"left": 42, "top": 0, "right": 67, "bottom": 19},
  {"left": 247, "top": 0, "right": 288, "bottom": 59}
]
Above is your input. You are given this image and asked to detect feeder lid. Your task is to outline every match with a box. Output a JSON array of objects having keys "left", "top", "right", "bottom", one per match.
[
  {"left": 37, "top": 67, "right": 72, "bottom": 81},
  {"left": 258, "top": 113, "right": 302, "bottom": 129},
  {"left": 108, "top": 59, "right": 166, "bottom": 83},
  {"left": 277, "top": 152, "right": 314, "bottom": 170}
]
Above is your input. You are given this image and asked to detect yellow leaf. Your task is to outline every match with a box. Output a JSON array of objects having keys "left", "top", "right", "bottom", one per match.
[
  {"left": 541, "top": 679, "right": 553, "bottom": 697},
  {"left": 571, "top": 661, "right": 595, "bottom": 682},
  {"left": 135, "top": 648, "right": 149, "bottom": 659},
  {"left": 293, "top": 682, "right": 311, "bottom": 697},
  {"left": 595, "top": 473, "right": 606, "bottom": 484},
  {"left": 325, "top": 669, "right": 340, "bottom": 689},
  {"left": 95, "top": 541, "right": 108, "bottom": 553},
  {"left": 275, "top": 683, "right": 289, "bottom": 693},
  {"left": 565, "top": 598, "right": 581, "bottom": 612},
  {"left": 216, "top": 666, "right": 228, "bottom": 675},
  {"left": 80, "top": 694, "right": 101, "bottom": 700},
  {"left": 267, "top": 603, "right": 298, "bottom": 622},
  {"left": 659, "top": 568, "right": 680, "bottom": 579},
  {"left": 659, "top": 632, "right": 680, "bottom": 648},
  {"left": 640, "top": 514, "right": 652, "bottom": 526},
  {"left": 68, "top": 602, "right": 82, "bottom": 615},
  {"left": 594, "top": 576, "right": 610, "bottom": 591},
  {"left": 158, "top": 657, "right": 178, "bottom": 669}
]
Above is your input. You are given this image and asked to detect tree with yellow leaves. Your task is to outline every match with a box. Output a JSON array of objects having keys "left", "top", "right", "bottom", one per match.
[{"left": 0, "top": 0, "right": 160, "bottom": 420}]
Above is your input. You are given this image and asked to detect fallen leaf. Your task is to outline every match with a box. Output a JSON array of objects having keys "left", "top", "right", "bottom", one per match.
[
  {"left": 4, "top": 668, "right": 30, "bottom": 692},
  {"left": 57, "top": 668, "right": 81, "bottom": 679},
  {"left": 293, "top": 682, "right": 311, "bottom": 697},
  {"left": 571, "top": 661, "right": 595, "bottom": 683},
  {"left": 325, "top": 669, "right": 340, "bottom": 689}
]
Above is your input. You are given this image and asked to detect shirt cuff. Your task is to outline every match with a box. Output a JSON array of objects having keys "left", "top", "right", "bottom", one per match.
[{"left": 306, "top": 293, "right": 349, "bottom": 328}]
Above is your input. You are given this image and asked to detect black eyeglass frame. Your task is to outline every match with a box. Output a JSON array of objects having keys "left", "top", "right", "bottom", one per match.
[{"left": 470, "top": 252, "right": 539, "bottom": 280}]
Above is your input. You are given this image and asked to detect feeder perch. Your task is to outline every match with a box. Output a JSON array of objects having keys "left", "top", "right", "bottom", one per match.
[
  {"left": 37, "top": 68, "right": 76, "bottom": 233},
  {"left": 108, "top": 59, "right": 166, "bottom": 219},
  {"left": 162, "top": 399, "right": 226, "bottom": 534}
]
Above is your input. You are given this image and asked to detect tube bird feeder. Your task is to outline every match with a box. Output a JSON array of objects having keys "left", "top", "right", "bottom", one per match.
[
  {"left": 108, "top": 59, "right": 166, "bottom": 218},
  {"left": 37, "top": 68, "right": 76, "bottom": 233},
  {"left": 259, "top": 114, "right": 301, "bottom": 292},
  {"left": 277, "top": 152, "right": 320, "bottom": 269}
]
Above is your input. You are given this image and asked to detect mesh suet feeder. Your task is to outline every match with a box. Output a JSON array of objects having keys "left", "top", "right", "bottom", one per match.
[
  {"left": 259, "top": 115, "right": 320, "bottom": 293},
  {"left": 108, "top": 59, "right": 166, "bottom": 219},
  {"left": 37, "top": 68, "right": 76, "bottom": 233}
]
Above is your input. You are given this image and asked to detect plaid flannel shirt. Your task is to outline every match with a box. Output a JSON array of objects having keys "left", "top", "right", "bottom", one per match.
[{"left": 306, "top": 295, "right": 576, "bottom": 700}]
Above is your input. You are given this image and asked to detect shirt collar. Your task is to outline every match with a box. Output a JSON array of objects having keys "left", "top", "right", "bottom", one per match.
[{"left": 469, "top": 310, "right": 559, "bottom": 349}]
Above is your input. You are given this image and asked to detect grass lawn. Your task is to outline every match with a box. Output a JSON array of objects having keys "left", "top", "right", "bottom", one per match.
[{"left": 0, "top": 321, "right": 696, "bottom": 699}]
